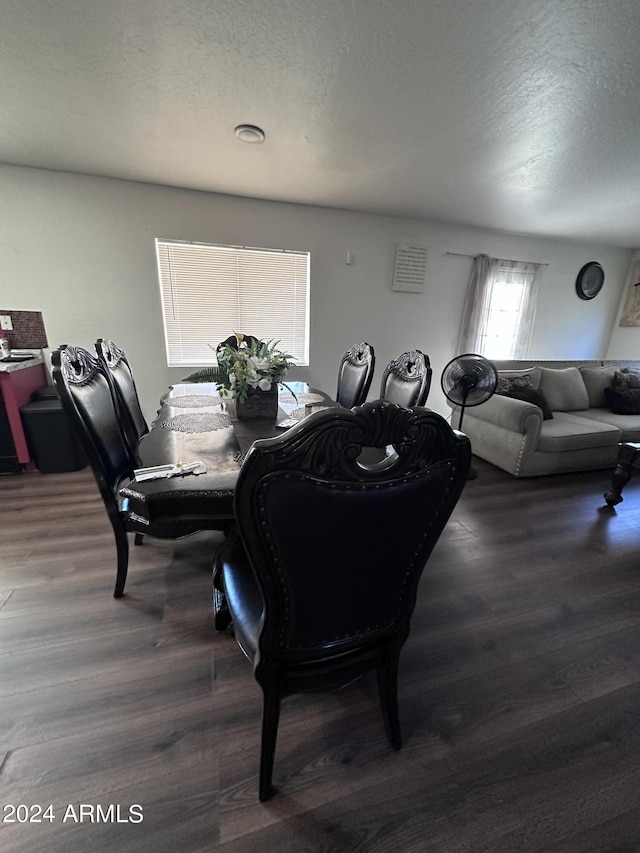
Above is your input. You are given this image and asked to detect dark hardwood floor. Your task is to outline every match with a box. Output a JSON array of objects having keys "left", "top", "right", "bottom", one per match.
[{"left": 2, "top": 458, "right": 640, "bottom": 852}]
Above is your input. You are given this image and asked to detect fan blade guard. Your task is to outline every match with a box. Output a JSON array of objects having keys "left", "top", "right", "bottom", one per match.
[{"left": 441, "top": 354, "right": 498, "bottom": 407}]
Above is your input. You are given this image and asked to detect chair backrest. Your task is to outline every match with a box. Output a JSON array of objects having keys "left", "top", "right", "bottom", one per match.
[
  {"left": 52, "top": 345, "right": 134, "bottom": 505},
  {"left": 379, "top": 350, "right": 432, "bottom": 408},
  {"left": 233, "top": 401, "right": 471, "bottom": 662},
  {"left": 335, "top": 342, "right": 375, "bottom": 408},
  {"left": 216, "top": 333, "right": 262, "bottom": 358},
  {"left": 95, "top": 339, "right": 148, "bottom": 451}
]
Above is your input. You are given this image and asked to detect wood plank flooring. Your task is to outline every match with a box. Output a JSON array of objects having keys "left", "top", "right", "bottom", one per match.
[{"left": 1, "top": 459, "right": 640, "bottom": 851}]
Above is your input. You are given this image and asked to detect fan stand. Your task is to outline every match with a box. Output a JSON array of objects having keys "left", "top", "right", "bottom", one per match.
[
  {"left": 457, "top": 387, "right": 477, "bottom": 480},
  {"left": 441, "top": 353, "right": 498, "bottom": 482}
]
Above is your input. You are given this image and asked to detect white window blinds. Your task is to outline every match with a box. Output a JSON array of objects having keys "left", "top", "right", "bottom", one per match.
[{"left": 156, "top": 240, "right": 310, "bottom": 367}]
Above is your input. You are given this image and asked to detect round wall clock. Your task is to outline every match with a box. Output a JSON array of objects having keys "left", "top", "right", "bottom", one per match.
[{"left": 576, "top": 262, "right": 604, "bottom": 300}]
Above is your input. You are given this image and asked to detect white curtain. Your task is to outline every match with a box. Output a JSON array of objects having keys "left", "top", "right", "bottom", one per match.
[
  {"left": 457, "top": 255, "right": 541, "bottom": 358},
  {"left": 457, "top": 254, "right": 491, "bottom": 355}
]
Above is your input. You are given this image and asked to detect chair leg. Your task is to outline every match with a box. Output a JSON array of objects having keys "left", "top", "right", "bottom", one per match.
[
  {"left": 259, "top": 684, "right": 282, "bottom": 801},
  {"left": 212, "top": 547, "right": 232, "bottom": 631},
  {"left": 377, "top": 652, "right": 402, "bottom": 751},
  {"left": 213, "top": 586, "right": 231, "bottom": 631},
  {"left": 134, "top": 533, "right": 144, "bottom": 546},
  {"left": 113, "top": 524, "right": 130, "bottom": 599}
]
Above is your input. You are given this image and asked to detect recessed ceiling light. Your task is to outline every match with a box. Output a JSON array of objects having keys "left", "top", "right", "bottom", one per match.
[{"left": 234, "top": 124, "right": 265, "bottom": 143}]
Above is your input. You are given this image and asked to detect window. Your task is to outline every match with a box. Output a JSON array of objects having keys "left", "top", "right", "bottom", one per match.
[
  {"left": 478, "top": 263, "right": 536, "bottom": 358},
  {"left": 458, "top": 255, "right": 541, "bottom": 359},
  {"left": 156, "top": 240, "right": 310, "bottom": 367}
]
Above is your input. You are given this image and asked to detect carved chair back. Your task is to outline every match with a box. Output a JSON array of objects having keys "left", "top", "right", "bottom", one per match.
[
  {"left": 215, "top": 333, "right": 264, "bottom": 367},
  {"left": 234, "top": 401, "right": 470, "bottom": 663},
  {"left": 335, "top": 341, "right": 375, "bottom": 408},
  {"left": 379, "top": 349, "right": 432, "bottom": 408},
  {"left": 52, "top": 345, "right": 134, "bottom": 501},
  {"left": 95, "top": 338, "right": 148, "bottom": 454}
]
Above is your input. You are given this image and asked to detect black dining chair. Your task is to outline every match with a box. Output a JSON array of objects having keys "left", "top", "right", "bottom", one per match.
[
  {"left": 379, "top": 349, "right": 432, "bottom": 408},
  {"left": 52, "top": 344, "right": 231, "bottom": 598},
  {"left": 335, "top": 341, "right": 375, "bottom": 408},
  {"left": 95, "top": 338, "right": 148, "bottom": 456},
  {"left": 215, "top": 400, "right": 471, "bottom": 800}
]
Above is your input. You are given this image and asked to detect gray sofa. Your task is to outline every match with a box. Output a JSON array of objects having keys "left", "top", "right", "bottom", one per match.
[{"left": 451, "top": 359, "right": 640, "bottom": 477}]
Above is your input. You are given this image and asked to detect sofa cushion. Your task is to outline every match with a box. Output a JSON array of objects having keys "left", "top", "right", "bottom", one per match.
[
  {"left": 538, "top": 367, "right": 589, "bottom": 411},
  {"left": 498, "top": 385, "right": 553, "bottom": 419},
  {"left": 605, "top": 386, "right": 640, "bottom": 414},
  {"left": 581, "top": 407, "right": 640, "bottom": 442},
  {"left": 537, "top": 412, "right": 620, "bottom": 453},
  {"left": 579, "top": 366, "right": 618, "bottom": 407},
  {"left": 613, "top": 370, "right": 640, "bottom": 388},
  {"left": 496, "top": 367, "right": 541, "bottom": 393}
]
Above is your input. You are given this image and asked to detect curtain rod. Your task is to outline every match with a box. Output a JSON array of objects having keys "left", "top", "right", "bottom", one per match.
[{"left": 445, "top": 251, "right": 549, "bottom": 266}]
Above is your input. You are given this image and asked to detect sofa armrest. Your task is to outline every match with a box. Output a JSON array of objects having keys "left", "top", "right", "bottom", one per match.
[{"left": 459, "top": 394, "right": 544, "bottom": 435}]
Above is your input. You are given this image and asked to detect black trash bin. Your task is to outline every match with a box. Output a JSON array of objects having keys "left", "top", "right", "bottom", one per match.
[
  {"left": 32, "top": 385, "right": 61, "bottom": 402},
  {"left": 20, "top": 393, "right": 87, "bottom": 474}
]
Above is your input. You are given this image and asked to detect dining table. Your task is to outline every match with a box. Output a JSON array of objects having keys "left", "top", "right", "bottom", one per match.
[{"left": 119, "top": 381, "right": 336, "bottom": 530}]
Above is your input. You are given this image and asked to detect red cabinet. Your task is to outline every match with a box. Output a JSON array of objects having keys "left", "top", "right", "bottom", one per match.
[{"left": 0, "top": 361, "right": 47, "bottom": 470}]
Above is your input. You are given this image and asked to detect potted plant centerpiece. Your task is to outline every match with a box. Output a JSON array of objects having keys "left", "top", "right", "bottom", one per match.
[{"left": 215, "top": 333, "right": 295, "bottom": 419}]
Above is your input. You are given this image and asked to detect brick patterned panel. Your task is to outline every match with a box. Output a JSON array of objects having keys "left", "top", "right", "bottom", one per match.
[{"left": 0, "top": 310, "right": 48, "bottom": 348}]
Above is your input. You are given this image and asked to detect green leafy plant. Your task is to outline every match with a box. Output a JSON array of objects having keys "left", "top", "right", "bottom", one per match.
[
  {"left": 182, "top": 365, "right": 224, "bottom": 384},
  {"left": 185, "top": 335, "right": 295, "bottom": 404}
]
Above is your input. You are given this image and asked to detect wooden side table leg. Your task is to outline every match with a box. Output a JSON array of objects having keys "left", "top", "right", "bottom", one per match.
[{"left": 604, "top": 444, "right": 638, "bottom": 506}]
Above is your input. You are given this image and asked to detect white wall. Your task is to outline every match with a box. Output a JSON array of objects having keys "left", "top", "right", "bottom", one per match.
[
  {"left": 1, "top": 164, "right": 633, "bottom": 420},
  {"left": 606, "top": 249, "right": 640, "bottom": 359}
]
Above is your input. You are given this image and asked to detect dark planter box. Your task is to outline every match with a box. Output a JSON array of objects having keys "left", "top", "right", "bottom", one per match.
[{"left": 235, "top": 386, "right": 278, "bottom": 420}]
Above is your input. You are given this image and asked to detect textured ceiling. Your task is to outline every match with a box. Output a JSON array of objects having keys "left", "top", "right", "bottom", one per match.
[{"left": 3, "top": 0, "right": 640, "bottom": 247}]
